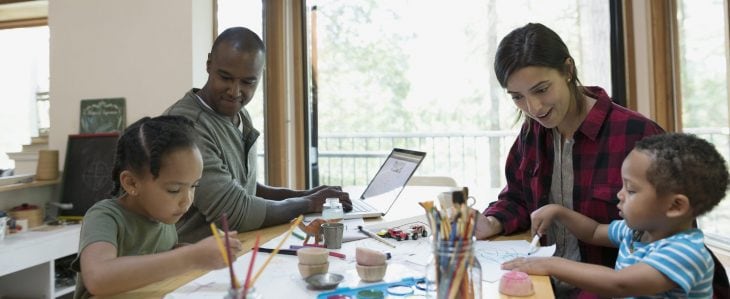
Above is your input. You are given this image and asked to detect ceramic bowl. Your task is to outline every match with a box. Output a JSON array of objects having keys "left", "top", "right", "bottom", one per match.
[
  {"left": 298, "top": 262, "right": 329, "bottom": 278},
  {"left": 304, "top": 273, "right": 344, "bottom": 290},
  {"left": 356, "top": 263, "right": 387, "bottom": 282},
  {"left": 297, "top": 247, "right": 329, "bottom": 265},
  {"left": 355, "top": 247, "right": 387, "bottom": 266}
]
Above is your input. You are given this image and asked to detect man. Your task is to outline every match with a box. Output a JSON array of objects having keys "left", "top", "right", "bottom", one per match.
[{"left": 165, "top": 27, "right": 351, "bottom": 243}]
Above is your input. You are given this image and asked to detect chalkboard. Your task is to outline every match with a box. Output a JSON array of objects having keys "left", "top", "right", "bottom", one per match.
[
  {"left": 59, "top": 133, "right": 119, "bottom": 217},
  {"left": 79, "top": 98, "right": 126, "bottom": 134}
]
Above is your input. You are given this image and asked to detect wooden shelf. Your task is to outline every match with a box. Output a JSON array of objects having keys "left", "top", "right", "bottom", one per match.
[{"left": 0, "top": 179, "right": 59, "bottom": 193}]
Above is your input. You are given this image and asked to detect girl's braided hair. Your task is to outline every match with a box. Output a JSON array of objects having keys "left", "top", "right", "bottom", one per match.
[{"left": 110, "top": 115, "right": 197, "bottom": 196}]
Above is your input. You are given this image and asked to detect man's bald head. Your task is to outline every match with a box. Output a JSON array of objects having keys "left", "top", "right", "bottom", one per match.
[{"left": 211, "top": 27, "right": 264, "bottom": 56}]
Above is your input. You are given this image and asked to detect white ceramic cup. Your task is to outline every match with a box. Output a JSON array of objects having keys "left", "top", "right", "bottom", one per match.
[{"left": 15, "top": 219, "right": 29, "bottom": 233}]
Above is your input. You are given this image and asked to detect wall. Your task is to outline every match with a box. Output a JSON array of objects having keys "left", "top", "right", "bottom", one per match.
[{"left": 48, "top": 0, "right": 213, "bottom": 167}]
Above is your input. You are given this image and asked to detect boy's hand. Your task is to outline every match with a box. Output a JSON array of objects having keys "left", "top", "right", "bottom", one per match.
[
  {"left": 194, "top": 232, "right": 242, "bottom": 270},
  {"left": 530, "top": 204, "right": 567, "bottom": 238},
  {"left": 501, "top": 256, "right": 553, "bottom": 276}
]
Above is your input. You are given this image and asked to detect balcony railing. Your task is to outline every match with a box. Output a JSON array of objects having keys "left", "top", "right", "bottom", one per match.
[
  {"left": 256, "top": 128, "right": 730, "bottom": 243},
  {"left": 316, "top": 131, "right": 520, "bottom": 189},
  {"left": 257, "top": 127, "right": 729, "bottom": 188}
]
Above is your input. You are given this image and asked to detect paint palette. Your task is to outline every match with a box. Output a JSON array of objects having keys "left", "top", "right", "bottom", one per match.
[{"left": 316, "top": 277, "right": 428, "bottom": 299}]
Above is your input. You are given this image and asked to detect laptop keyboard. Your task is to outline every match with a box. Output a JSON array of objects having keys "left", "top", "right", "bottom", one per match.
[{"left": 351, "top": 199, "right": 373, "bottom": 212}]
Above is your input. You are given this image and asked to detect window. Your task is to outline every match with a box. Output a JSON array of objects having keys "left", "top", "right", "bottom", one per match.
[
  {"left": 0, "top": 25, "right": 49, "bottom": 173},
  {"left": 307, "top": 0, "right": 612, "bottom": 198},
  {"left": 676, "top": 0, "right": 730, "bottom": 245}
]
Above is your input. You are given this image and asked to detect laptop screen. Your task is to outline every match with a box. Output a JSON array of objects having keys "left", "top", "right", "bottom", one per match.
[{"left": 360, "top": 148, "right": 426, "bottom": 212}]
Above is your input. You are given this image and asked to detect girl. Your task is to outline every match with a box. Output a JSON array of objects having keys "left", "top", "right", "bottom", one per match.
[{"left": 72, "top": 116, "right": 241, "bottom": 298}]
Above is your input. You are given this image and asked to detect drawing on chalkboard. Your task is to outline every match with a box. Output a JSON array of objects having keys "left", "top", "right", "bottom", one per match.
[
  {"left": 80, "top": 98, "right": 126, "bottom": 133},
  {"left": 59, "top": 133, "right": 119, "bottom": 217}
]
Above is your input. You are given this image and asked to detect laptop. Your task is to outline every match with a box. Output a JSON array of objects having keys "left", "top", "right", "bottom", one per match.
[{"left": 326, "top": 148, "right": 426, "bottom": 219}]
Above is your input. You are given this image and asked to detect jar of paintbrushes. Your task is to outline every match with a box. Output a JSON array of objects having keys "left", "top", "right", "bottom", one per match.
[{"left": 420, "top": 189, "right": 482, "bottom": 299}]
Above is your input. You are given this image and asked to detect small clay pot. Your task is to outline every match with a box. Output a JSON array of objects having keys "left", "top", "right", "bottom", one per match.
[
  {"left": 298, "top": 262, "right": 329, "bottom": 278},
  {"left": 297, "top": 247, "right": 329, "bottom": 265},
  {"left": 356, "top": 263, "right": 387, "bottom": 282}
]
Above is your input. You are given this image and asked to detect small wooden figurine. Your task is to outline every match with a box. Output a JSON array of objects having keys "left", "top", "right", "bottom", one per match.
[{"left": 296, "top": 218, "right": 327, "bottom": 245}]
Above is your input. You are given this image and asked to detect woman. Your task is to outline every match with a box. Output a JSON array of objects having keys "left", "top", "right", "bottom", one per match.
[{"left": 474, "top": 23, "right": 664, "bottom": 298}]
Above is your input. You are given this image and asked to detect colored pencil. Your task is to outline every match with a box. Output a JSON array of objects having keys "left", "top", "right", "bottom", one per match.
[
  {"left": 292, "top": 230, "right": 306, "bottom": 240},
  {"left": 258, "top": 247, "right": 298, "bottom": 255},
  {"left": 357, "top": 225, "right": 397, "bottom": 248},
  {"left": 288, "top": 245, "right": 347, "bottom": 259},
  {"left": 250, "top": 215, "right": 303, "bottom": 285},
  {"left": 242, "top": 234, "right": 260, "bottom": 298},
  {"left": 209, "top": 223, "right": 230, "bottom": 267},
  {"left": 220, "top": 213, "right": 240, "bottom": 289}
]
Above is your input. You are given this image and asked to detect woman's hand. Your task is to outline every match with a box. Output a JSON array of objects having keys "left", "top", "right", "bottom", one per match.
[{"left": 475, "top": 213, "right": 503, "bottom": 239}]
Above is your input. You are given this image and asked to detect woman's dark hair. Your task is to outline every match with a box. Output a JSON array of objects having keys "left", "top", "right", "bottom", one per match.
[
  {"left": 110, "top": 115, "right": 198, "bottom": 196},
  {"left": 494, "top": 23, "right": 588, "bottom": 118},
  {"left": 635, "top": 133, "right": 729, "bottom": 216}
]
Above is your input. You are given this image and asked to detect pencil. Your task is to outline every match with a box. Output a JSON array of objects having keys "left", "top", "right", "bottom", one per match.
[
  {"left": 220, "top": 213, "right": 240, "bottom": 289},
  {"left": 327, "top": 251, "right": 346, "bottom": 259},
  {"left": 292, "top": 230, "right": 305, "bottom": 240},
  {"left": 357, "top": 225, "right": 396, "bottom": 248},
  {"left": 258, "top": 247, "right": 298, "bottom": 255},
  {"left": 250, "top": 215, "right": 303, "bottom": 285},
  {"left": 209, "top": 223, "right": 230, "bottom": 266},
  {"left": 242, "top": 233, "right": 260, "bottom": 297},
  {"left": 288, "top": 245, "right": 347, "bottom": 259}
]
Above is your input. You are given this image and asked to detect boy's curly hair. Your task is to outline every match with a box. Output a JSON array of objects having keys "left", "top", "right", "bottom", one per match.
[{"left": 635, "top": 133, "right": 729, "bottom": 216}]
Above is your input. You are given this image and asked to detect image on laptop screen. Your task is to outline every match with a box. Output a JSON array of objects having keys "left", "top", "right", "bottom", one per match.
[{"left": 354, "top": 148, "right": 426, "bottom": 216}]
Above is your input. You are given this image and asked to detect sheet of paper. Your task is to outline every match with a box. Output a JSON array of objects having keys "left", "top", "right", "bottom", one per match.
[
  {"left": 473, "top": 240, "right": 556, "bottom": 282},
  {"left": 165, "top": 218, "right": 429, "bottom": 299},
  {"left": 164, "top": 215, "right": 552, "bottom": 298},
  {"left": 342, "top": 218, "right": 367, "bottom": 242}
]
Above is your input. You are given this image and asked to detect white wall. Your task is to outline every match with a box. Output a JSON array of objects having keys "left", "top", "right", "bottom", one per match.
[{"left": 48, "top": 0, "right": 213, "bottom": 167}]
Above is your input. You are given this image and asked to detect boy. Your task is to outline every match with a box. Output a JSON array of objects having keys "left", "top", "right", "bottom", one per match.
[{"left": 502, "top": 133, "right": 728, "bottom": 298}]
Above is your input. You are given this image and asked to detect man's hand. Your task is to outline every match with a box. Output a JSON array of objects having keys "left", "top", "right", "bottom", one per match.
[{"left": 303, "top": 186, "right": 352, "bottom": 212}]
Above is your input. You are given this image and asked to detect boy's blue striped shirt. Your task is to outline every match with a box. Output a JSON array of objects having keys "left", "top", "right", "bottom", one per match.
[{"left": 608, "top": 220, "right": 714, "bottom": 298}]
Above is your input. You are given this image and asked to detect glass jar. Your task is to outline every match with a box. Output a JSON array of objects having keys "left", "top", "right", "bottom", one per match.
[
  {"left": 321, "top": 198, "right": 344, "bottom": 222},
  {"left": 223, "top": 286, "right": 262, "bottom": 299},
  {"left": 425, "top": 239, "right": 482, "bottom": 299}
]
